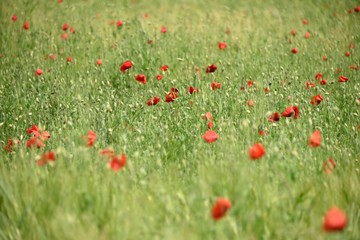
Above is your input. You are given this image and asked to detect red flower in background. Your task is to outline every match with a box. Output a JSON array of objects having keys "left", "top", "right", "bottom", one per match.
[
  {"left": 70, "top": 27, "right": 76, "bottom": 34},
  {"left": 165, "top": 88, "right": 179, "bottom": 102},
  {"left": 247, "top": 99, "right": 255, "bottom": 107},
  {"left": 322, "top": 55, "right": 328, "bottom": 61},
  {"left": 135, "top": 74, "right": 147, "bottom": 84},
  {"left": 188, "top": 86, "right": 199, "bottom": 94},
  {"left": 156, "top": 74, "right": 162, "bottom": 80},
  {"left": 302, "top": 18, "right": 308, "bottom": 24},
  {"left": 206, "top": 64, "right": 217, "bottom": 73},
  {"left": 96, "top": 59, "right": 103, "bottom": 66},
  {"left": 159, "top": 65, "right": 169, "bottom": 71},
  {"left": 282, "top": 106, "right": 299, "bottom": 119},
  {"left": 120, "top": 60, "right": 132, "bottom": 72},
  {"left": 310, "top": 94, "right": 323, "bottom": 106},
  {"left": 304, "top": 32, "right": 311, "bottom": 38},
  {"left": 23, "top": 21, "right": 29, "bottom": 30},
  {"left": 35, "top": 68, "right": 43, "bottom": 76},
  {"left": 3, "top": 139, "right": 19, "bottom": 152},
  {"left": 87, "top": 130, "right": 96, "bottom": 147},
  {"left": 37, "top": 151, "right": 56, "bottom": 166},
  {"left": 203, "top": 130, "right": 218, "bottom": 143},
  {"left": 11, "top": 14, "right": 17, "bottom": 22},
  {"left": 202, "top": 112, "right": 213, "bottom": 122},
  {"left": 264, "top": 87, "right": 270, "bottom": 93},
  {"left": 344, "top": 51, "right": 351, "bottom": 57},
  {"left": 355, "top": 6, "right": 360, "bottom": 12},
  {"left": 211, "top": 82, "right": 221, "bottom": 90},
  {"left": 218, "top": 42, "right": 227, "bottom": 50},
  {"left": 66, "top": 56, "right": 72, "bottom": 63},
  {"left": 26, "top": 124, "right": 50, "bottom": 148},
  {"left": 116, "top": 20, "right": 123, "bottom": 28},
  {"left": 290, "top": 29, "right": 297, "bottom": 36},
  {"left": 101, "top": 148, "right": 115, "bottom": 158},
  {"left": 309, "top": 130, "right": 321, "bottom": 147},
  {"left": 315, "top": 72, "right": 323, "bottom": 81},
  {"left": 305, "top": 81, "right": 315, "bottom": 89},
  {"left": 291, "top": 47, "right": 298, "bottom": 54},
  {"left": 207, "top": 121, "right": 213, "bottom": 129},
  {"left": 323, "top": 207, "right": 347, "bottom": 232},
  {"left": 26, "top": 137, "right": 45, "bottom": 148},
  {"left": 338, "top": 75, "right": 349, "bottom": 82},
  {"left": 249, "top": 143, "right": 265, "bottom": 160},
  {"left": 211, "top": 198, "right": 231, "bottom": 220},
  {"left": 350, "top": 64, "right": 358, "bottom": 71},
  {"left": 109, "top": 154, "right": 126, "bottom": 171},
  {"left": 160, "top": 26, "right": 167, "bottom": 33},
  {"left": 268, "top": 112, "right": 280, "bottom": 122},
  {"left": 320, "top": 79, "right": 327, "bottom": 85},
  {"left": 147, "top": 96, "right": 160, "bottom": 106},
  {"left": 247, "top": 80, "right": 254, "bottom": 87},
  {"left": 323, "top": 157, "right": 336, "bottom": 174},
  {"left": 62, "top": 23, "right": 69, "bottom": 31}
]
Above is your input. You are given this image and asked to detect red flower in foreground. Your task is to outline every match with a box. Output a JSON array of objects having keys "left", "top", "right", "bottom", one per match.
[
  {"left": 37, "top": 151, "right": 56, "bottom": 166},
  {"left": 323, "top": 207, "right": 347, "bottom": 232},
  {"left": 323, "top": 157, "right": 336, "bottom": 174},
  {"left": 120, "top": 60, "right": 132, "bottom": 72},
  {"left": 159, "top": 64, "right": 169, "bottom": 71},
  {"left": 355, "top": 6, "right": 360, "bottom": 12},
  {"left": 310, "top": 94, "right": 323, "bottom": 106},
  {"left": 282, "top": 106, "right": 299, "bottom": 119},
  {"left": 11, "top": 14, "right": 17, "bottom": 22},
  {"left": 62, "top": 23, "right": 69, "bottom": 31},
  {"left": 96, "top": 59, "right": 103, "bottom": 66},
  {"left": 206, "top": 64, "right": 217, "bottom": 73},
  {"left": 109, "top": 154, "right": 126, "bottom": 172},
  {"left": 211, "top": 82, "right": 221, "bottom": 90},
  {"left": 249, "top": 143, "right": 266, "bottom": 160},
  {"left": 165, "top": 88, "right": 179, "bottom": 102},
  {"left": 291, "top": 47, "right": 298, "bottom": 54},
  {"left": 147, "top": 96, "right": 160, "bottom": 106},
  {"left": 35, "top": 68, "right": 43, "bottom": 76},
  {"left": 268, "top": 112, "right": 280, "bottom": 122},
  {"left": 203, "top": 130, "right": 218, "bottom": 143},
  {"left": 218, "top": 42, "right": 227, "bottom": 50},
  {"left": 211, "top": 198, "right": 231, "bottom": 220},
  {"left": 188, "top": 86, "right": 199, "bottom": 94},
  {"left": 135, "top": 74, "right": 147, "bottom": 84},
  {"left": 160, "top": 26, "right": 167, "bottom": 33},
  {"left": 338, "top": 75, "right": 349, "bottom": 82},
  {"left": 87, "top": 130, "right": 96, "bottom": 147},
  {"left": 116, "top": 20, "right": 123, "bottom": 28},
  {"left": 309, "top": 130, "right": 321, "bottom": 147},
  {"left": 23, "top": 21, "right": 29, "bottom": 30},
  {"left": 156, "top": 74, "right": 162, "bottom": 80}
]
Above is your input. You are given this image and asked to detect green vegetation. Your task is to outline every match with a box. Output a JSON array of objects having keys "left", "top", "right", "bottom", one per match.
[{"left": 0, "top": 0, "right": 359, "bottom": 239}]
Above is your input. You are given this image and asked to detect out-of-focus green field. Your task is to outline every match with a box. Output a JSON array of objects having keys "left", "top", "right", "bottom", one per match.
[{"left": 0, "top": 0, "right": 359, "bottom": 239}]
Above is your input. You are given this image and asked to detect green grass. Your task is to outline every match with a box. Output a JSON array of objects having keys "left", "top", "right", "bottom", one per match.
[{"left": 1, "top": 0, "right": 360, "bottom": 239}]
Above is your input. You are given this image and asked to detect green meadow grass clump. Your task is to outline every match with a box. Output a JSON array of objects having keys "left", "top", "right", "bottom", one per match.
[{"left": 0, "top": 0, "right": 359, "bottom": 239}]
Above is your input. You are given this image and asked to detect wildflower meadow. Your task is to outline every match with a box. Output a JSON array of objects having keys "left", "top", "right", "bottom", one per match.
[{"left": 1, "top": 0, "right": 359, "bottom": 239}]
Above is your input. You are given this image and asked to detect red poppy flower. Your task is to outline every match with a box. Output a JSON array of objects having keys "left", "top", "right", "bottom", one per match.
[
  {"left": 188, "top": 86, "right": 199, "bottom": 94},
  {"left": 345, "top": 51, "right": 351, "bottom": 57},
  {"left": 156, "top": 74, "right": 162, "bottom": 80},
  {"left": 290, "top": 29, "right": 297, "bottom": 36},
  {"left": 26, "top": 137, "right": 45, "bottom": 149},
  {"left": 323, "top": 207, "right": 347, "bottom": 232},
  {"left": 355, "top": 6, "right": 360, "bottom": 12},
  {"left": 101, "top": 148, "right": 115, "bottom": 158},
  {"left": 87, "top": 130, "right": 96, "bottom": 147},
  {"left": 120, "top": 60, "right": 132, "bottom": 72},
  {"left": 37, "top": 151, "right": 56, "bottom": 166},
  {"left": 11, "top": 14, "right": 17, "bottom": 22},
  {"left": 304, "top": 32, "right": 311, "bottom": 38},
  {"left": 70, "top": 27, "right": 76, "bottom": 34},
  {"left": 116, "top": 20, "right": 123, "bottom": 28},
  {"left": 323, "top": 157, "right": 336, "bottom": 174},
  {"left": 49, "top": 54, "right": 56, "bottom": 60},
  {"left": 291, "top": 48, "right": 298, "bottom": 54},
  {"left": 218, "top": 42, "right": 227, "bottom": 50},
  {"left": 320, "top": 79, "right": 327, "bottom": 85},
  {"left": 66, "top": 56, "right": 72, "bottom": 63},
  {"left": 160, "top": 26, "right": 167, "bottom": 33},
  {"left": 309, "top": 130, "right": 321, "bottom": 147},
  {"left": 207, "top": 121, "right": 213, "bottom": 129},
  {"left": 338, "top": 75, "right": 349, "bottom": 82},
  {"left": 322, "top": 55, "right": 328, "bottom": 61},
  {"left": 144, "top": 13, "right": 149, "bottom": 18},
  {"left": 249, "top": 143, "right": 266, "bottom": 160},
  {"left": 350, "top": 64, "right": 358, "bottom": 71},
  {"left": 165, "top": 88, "right": 179, "bottom": 102},
  {"left": 268, "top": 112, "right": 280, "bottom": 122},
  {"left": 315, "top": 72, "right": 323, "bottom": 81},
  {"left": 206, "top": 64, "right": 217, "bottom": 73},
  {"left": 302, "top": 18, "right": 308, "bottom": 24},
  {"left": 310, "top": 94, "right": 323, "bottom": 106},
  {"left": 201, "top": 112, "right": 213, "bottom": 121},
  {"left": 282, "top": 106, "right": 299, "bottom": 119},
  {"left": 259, "top": 129, "right": 269, "bottom": 137},
  {"left": 211, "top": 82, "right": 221, "bottom": 90},
  {"left": 211, "top": 198, "right": 231, "bottom": 220},
  {"left": 4, "top": 139, "right": 15, "bottom": 152},
  {"left": 247, "top": 80, "right": 254, "bottom": 87},
  {"left": 135, "top": 74, "right": 147, "bottom": 84},
  {"left": 62, "top": 23, "right": 69, "bottom": 31},
  {"left": 23, "top": 21, "right": 29, "bottom": 30},
  {"left": 247, "top": 99, "right": 255, "bottom": 107},
  {"left": 35, "top": 68, "right": 43, "bottom": 76},
  {"left": 109, "top": 154, "right": 126, "bottom": 171},
  {"left": 203, "top": 130, "right": 219, "bottom": 143},
  {"left": 42, "top": 131, "right": 50, "bottom": 141},
  {"left": 305, "top": 81, "right": 315, "bottom": 89},
  {"left": 96, "top": 59, "right": 103, "bottom": 66},
  {"left": 61, "top": 33, "right": 68, "bottom": 40},
  {"left": 26, "top": 124, "right": 40, "bottom": 136},
  {"left": 264, "top": 87, "right": 270, "bottom": 93},
  {"left": 159, "top": 65, "right": 169, "bottom": 71},
  {"left": 147, "top": 96, "right": 160, "bottom": 106}
]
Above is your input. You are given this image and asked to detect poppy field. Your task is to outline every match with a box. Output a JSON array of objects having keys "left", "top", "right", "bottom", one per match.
[{"left": 1, "top": 0, "right": 360, "bottom": 239}]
